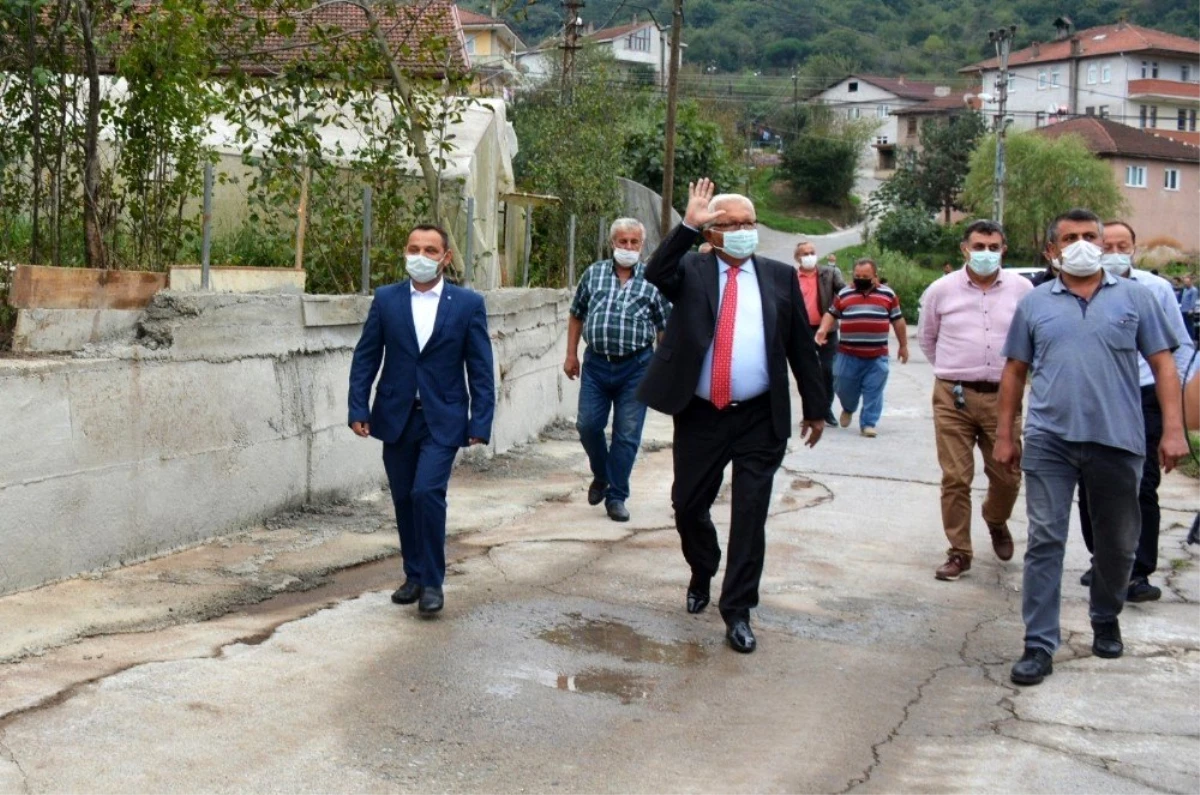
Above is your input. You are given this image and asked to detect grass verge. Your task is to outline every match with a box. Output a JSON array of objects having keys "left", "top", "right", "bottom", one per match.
[{"left": 748, "top": 167, "right": 837, "bottom": 236}]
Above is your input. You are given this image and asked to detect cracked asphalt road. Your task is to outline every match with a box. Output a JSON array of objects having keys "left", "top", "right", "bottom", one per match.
[{"left": 0, "top": 336, "right": 1197, "bottom": 794}]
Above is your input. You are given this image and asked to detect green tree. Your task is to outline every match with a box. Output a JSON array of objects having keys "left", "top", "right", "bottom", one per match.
[
  {"left": 870, "top": 111, "right": 987, "bottom": 224},
  {"left": 963, "top": 131, "right": 1127, "bottom": 257},
  {"left": 624, "top": 100, "right": 741, "bottom": 212},
  {"left": 779, "top": 107, "right": 874, "bottom": 207}
]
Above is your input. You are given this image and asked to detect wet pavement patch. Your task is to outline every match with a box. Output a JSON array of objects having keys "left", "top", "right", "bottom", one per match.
[{"left": 538, "top": 612, "right": 708, "bottom": 666}]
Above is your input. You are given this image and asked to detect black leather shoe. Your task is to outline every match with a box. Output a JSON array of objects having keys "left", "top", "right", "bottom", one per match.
[
  {"left": 390, "top": 580, "right": 422, "bottom": 605},
  {"left": 606, "top": 501, "right": 630, "bottom": 522},
  {"left": 587, "top": 479, "right": 607, "bottom": 506},
  {"left": 1079, "top": 567, "right": 1093, "bottom": 587},
  {"left": 686, "top": 575, "right": 710, "bottom": 614},
  {"left": 1010, "top": 647, "right": 1053, "bottom": 685},
  {"left": 1127, "top": 577, "right": 1161, "bottom": 602},
  {"left": 418, "top": 586, "right": 444, "bottom": 615},
  {"left": 1092, "top": 619, "right": 1123, "bottom": 658},
  {"left": 824, "top": 411, "right": 838, "bottom": 426},
  {"left": 725, "top": 618, "right": 756, "bottom": 653}
]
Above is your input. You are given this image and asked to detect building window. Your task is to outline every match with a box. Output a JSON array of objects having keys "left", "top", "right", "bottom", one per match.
[
  {"left": 1141, "top": 60, "right": 1159, "bottom": 78},
  {"left": 1164, "top": 169, "right": 1180, "bottom": 191},
  {"left": 464, "top": 34, "right": 476, "bottom": 55},
  {"left": 876, "top": 135, "right": 889, "bottom": 145},
  {"left": 1101, "top": 63, "right": 1111, "bottom": 83},
  {"left": 877, "top": 104, "right": 890, "bottom": 118},
  {"left": 1180, "top": 109, "right": 1188, "bottom": 131},
  {"left": 1050, "top": 67, "right": 1061, "bottom": 87},
  {"left": 1086, "top": 64, "right": 1098, "bottom": 84},
  {"left": 1035, "top": 111, "right": 1045, "bottom": 127},
  {"left": 1099, "top": 105, "right": 1109, "bottom": 118},
  {"left": 1085, "top": 106, "right": 1095, "bottom": 115},
  {"left": 1037, "top": 70, "right": 1048, "bottom": 90},
  {"left": 1184, "top": 64, "right": 1192, "bottom": 82},
  {"left": 1007, "top": 73, "right": 1016, "bottom": 92},
  {"left": 1190, "top": 110, "right": 1197, "bottom": 131},
  {"left": 907, "top": 117, "right": 918, "bottom": 136},
  {"left": 849, "top": 81, "right": 859, "bottom": 93},
  {"left": 1125, "top": 165, "right": 1147, "bottom": 188},
  {"left": 850, "top": 107, "right": 861, "bottom": 119},
  {"left": 1150, "top": 106, "right": 1158, "bottom": 126},
  {"left": 626, "top": 27, "right": 651, "bottom": 52}
]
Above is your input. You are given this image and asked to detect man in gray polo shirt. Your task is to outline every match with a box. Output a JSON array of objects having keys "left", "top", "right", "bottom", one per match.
[{"left": 994, "top": 208, "right": 1189, "bottom": 687}]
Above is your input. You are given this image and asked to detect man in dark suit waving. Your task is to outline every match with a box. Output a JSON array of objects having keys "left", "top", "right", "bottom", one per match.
[
  {"left": 348, "top": 224, "right": 495, "bottom": 616},
  {"left": 637, "top": 178, "right": 827, "bottom": 653}
]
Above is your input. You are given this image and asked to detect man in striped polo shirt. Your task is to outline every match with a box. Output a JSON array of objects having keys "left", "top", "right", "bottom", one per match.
[{"left": 815, "top": 257, "right": 909, "bottom": 436}]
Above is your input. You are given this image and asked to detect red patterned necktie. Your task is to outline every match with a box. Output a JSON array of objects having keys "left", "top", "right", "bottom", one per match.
[{"left": 710, "top": 265, "right": 740, "bottom": 409}]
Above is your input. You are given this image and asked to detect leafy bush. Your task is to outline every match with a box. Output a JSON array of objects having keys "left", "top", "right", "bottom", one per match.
[
  {"left": 874, "top": 207, "right": 942, "bottom": 256},
  {"left": 780, "top": 133, "right": 859, "bottom": 207}
]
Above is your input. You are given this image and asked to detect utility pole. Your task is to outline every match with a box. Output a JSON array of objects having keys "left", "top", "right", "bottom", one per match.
[
  {"left": 561, "top": 1, "right": 585, "bottom": 104},
  {"left": 989, "top": 25, "right": 1016, "bottom": 226},
  {"left": 659, "top": 0, "right": 683, "bottom": 236}
]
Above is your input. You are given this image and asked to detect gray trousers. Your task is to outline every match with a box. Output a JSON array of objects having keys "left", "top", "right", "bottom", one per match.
[{"left": 1021, "top": 432, "right": 1143, "bottom": 654}]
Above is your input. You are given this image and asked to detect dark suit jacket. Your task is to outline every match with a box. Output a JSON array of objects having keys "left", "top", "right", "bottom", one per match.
[
  {"left": 635, "top": 224, "right": 827, "bottom": 439},
  {"left": 814, "top": 264, "right": 847, "bottom": 316},
  {"left": 348, "top": 280, "right": 495, "bottom": 447}
]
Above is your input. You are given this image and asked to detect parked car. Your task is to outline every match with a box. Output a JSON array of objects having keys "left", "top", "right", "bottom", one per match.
[{"left": 1003, "top": 266, "right": 1046, "bottom": 283}]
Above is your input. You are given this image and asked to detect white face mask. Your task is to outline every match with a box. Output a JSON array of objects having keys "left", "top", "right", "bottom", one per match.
[
  {"left": 406, "top": 254, "right": 442, "bottom": 283},
  {"left": 798, "top": 255, "right": 818, "bottom": 270},
  {"left": 1100, "top": 252, "right": 1133, "bottom": 276},
  {"left": 612, "top": 247, "right": 640, "bottom": 267},
  {"left": 1058, "top": 240, "right": 1102, "bottom": 277},
  {"left": 966, "top": 250, "right": 1001, "bottom": 276}
]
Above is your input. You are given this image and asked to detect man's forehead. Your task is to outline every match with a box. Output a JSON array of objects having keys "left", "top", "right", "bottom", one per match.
[
  {"left": 1058, "top": 220, "right": 1100, "bottom": 236},
  {"left": 408, "top": 231, "right": 444, "bottom": 247}
]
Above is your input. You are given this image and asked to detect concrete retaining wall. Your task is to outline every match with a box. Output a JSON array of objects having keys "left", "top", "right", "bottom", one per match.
[{"left": 0, "top": 288, "right": 578, "bottom": 595}]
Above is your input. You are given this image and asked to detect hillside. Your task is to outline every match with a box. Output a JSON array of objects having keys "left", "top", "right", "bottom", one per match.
[{"left": 464, "top": 0, "right": 1198, "bottom": 81}]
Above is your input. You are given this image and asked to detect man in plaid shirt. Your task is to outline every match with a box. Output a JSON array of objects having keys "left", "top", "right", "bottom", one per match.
[{"left": 565, "top": 218, "right": 671, "bottom": 522}]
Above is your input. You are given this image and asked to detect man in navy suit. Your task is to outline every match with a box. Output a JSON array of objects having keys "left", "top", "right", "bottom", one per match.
[{"left": 348, "top": 224, "right": 495, "bottom": 615}]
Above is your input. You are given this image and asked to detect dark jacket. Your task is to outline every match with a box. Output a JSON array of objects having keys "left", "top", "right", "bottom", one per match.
[
  {"left": 348, "top": 280, "right": 495, "bottom": 446},
  {"left": 809, "top": 264, "right": 847, "bottom": 318},
  {"left": 635, "top": 224, "right": 827, "bottom": 439}
]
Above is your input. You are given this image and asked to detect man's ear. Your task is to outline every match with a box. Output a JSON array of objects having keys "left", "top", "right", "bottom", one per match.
[{"left": 701, "top": 228, "right": 721, "bottom": 249}]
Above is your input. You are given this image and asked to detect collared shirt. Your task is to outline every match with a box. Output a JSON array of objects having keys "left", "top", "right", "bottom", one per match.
[
  {"left": 918, "top": 267, "right": 1033, "bottom": 382},
  {"left": 1003, "top": 272, "right": 1176, "bottom": 455},
  {"left": 1181, "top": 285, "right": 1198, "bottom": 314},
  {"left": 695, "top": 256, "right": 770, "bottom": 402},
  {"left": 569, "top": 260, "right": 670, "bottom": 357},
  {"left": 410, "top": 277, "right": 443, "bottom": 352},
  {"left": 1129, "top": 269, "right": 1196, "bottom": 386},
  {"left": 798, "top": 268, "right": 822, "bottom": 326},
  {"left": 829, "top": 284, "right": 902, "bottom": 358}
]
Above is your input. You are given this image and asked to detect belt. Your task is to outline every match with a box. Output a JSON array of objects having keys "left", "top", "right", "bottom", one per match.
[
  {"left": 593, "top": 347, "right": 649, "bottom": 363},
  {"left": 959, "top": 380, "right": 1000, "bottom": 393},
  {"left": 711, "top": 392, "right": 769, "bottom": 411}
]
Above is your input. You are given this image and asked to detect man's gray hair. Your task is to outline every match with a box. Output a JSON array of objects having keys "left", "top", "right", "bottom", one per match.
[
  {"left": 707, "top": 193, "right": 756, "bottom": 217},
  {"left": 1046, "top": 208, "right": 1103, "bottom": 245},
  {"left": 609, "top": 217, "right": 645, "bottom": 240},
  {"left": 794, "top": 236, "right": 812, "bottom": 248}
]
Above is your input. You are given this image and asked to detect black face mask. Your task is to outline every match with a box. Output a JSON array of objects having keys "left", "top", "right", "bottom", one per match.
[{"left": 853, "top": 278, "right": 874, "bottom": 292}]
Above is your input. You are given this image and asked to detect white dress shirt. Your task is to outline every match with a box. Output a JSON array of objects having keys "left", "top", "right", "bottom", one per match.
[
  {"left": 411, "top": 278, "right": 443, "bottom": 352},
  {"left": 695, "top": 256, "right": 770, "bottom": 402},
  {"left": 1129, "top": 269, "right": 1196, "bottom": 386}
]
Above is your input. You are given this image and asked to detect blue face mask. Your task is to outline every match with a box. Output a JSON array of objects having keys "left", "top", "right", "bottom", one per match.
[
  {"left": 1100, "top": 252, "right": 1132, "bottom": 276},
  {"left": 718, "top": 228, "right": 758, "bottom": 259},
  {"left": 967, "top": 250, "right": 1001, "bottom": 276}
]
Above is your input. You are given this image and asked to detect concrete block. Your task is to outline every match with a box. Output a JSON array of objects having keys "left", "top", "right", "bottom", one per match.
[
  {"left": 307, "top": 426, "right": 388, "bottom": 502},
  {"left": 301, "top": 295, "right": 372, "bottom": 327},
  {"left": 169, "top": 266, "right": 306, "bottom": 294},
  {"left": 12, "top": 309, "right": 141, "bottom": 353},
  {"left": 0, "top": 367, "right": 75, "bottom": 486}
]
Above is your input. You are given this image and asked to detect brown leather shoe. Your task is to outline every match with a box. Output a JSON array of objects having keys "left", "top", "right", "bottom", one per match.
[
  {"left": 935, "top": 553, "right": 971, "bottom": 581},
  {"left": 987, "top": 522, "right": 1014, "bottom": 561}
]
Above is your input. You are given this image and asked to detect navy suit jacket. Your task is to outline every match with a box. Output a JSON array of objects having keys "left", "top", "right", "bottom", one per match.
[{"left": 348, "top": 280, "right": 495, "bottom": 447}]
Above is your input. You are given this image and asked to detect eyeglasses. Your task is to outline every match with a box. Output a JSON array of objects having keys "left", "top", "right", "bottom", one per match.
[{"left": 708, "top": 221, "right": 757, "bottom": 232}]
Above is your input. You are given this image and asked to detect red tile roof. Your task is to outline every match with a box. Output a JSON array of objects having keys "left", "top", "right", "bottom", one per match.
[
  {"left": 963, "top": 22, "right": 1199, "bottom": 72},
  {"left": 893, "top": 90, "right": 984, "bottom": 115},
  {"left": 455, "top": 7, "right": 502, "bottom": 25},
  {"left": 846, "top": 74, "right": 949, "bottom": 102},
  {"left": 1035, "top": 116, "right": 1200, "bottom": 162},
  {"left": 587, "top": 21, "right": 655, "bottom": 42}
]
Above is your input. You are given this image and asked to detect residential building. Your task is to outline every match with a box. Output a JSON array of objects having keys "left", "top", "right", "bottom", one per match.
[
  {"left": 893, "top": 93, "right": 984, "bottom": 151},
  {"left": 961, "top": 19, "right": 1200, "bottom": 145},
  {"left": 457, "top": 7, "right": 525, "bottom": 96},
  {"left": 811, "top": 75, "right": 955, "bottom": 176},
  {"left": 517, "top": 18, "right": 680, "bottom": 89},
  {"left": 1036, "top": 116, "right": 1199, "bottom": 250}
]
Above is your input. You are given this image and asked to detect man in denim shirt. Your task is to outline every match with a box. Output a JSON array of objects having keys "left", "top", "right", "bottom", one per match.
[{"left": 994, "top": 209, "right": 1189, "bottom": 686}]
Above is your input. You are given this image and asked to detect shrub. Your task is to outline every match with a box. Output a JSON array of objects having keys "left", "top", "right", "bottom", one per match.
[
  {"left": 858, "top": 245, "right": 941, "bottom": 324},
  {"left": 780, "top": 134, "right": 858, "bottom": 207}
]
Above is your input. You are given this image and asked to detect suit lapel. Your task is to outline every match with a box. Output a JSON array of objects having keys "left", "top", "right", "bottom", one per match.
[
  {"left": 754, "top": 257, "right": 778, "bottom": 346},
  {"left": 422, "top": 283, "right": 454, "bottom": 356},
  {"left": 395, "top": 281, "right": 420, "bottom": 354},
  {"left": 703, "top": 253, "right": 719, "bottom": 321}
]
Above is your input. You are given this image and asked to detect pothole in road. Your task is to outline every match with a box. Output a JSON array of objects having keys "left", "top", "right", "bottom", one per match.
[{"left": 538, "top": 612, "right": 708, "bottom": 665}]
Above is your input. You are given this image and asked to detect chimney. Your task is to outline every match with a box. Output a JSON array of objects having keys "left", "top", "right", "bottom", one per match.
[
  {"left": 1070, "top": 36, "right": 1082, "bottom": 56},
  {"left": 490, "top": 0, "right": 497, "bottom": 17},
  {"left": 631, "top": 12, "right": 638, "bottom": 24},
  {"left": 897, "top": 75, "right": 906, "bottom": 86},
  {"left": 1053, "top": 16, "right": 1073, "bottom": 41},
  {"left": 1117, "top": 17, "right": 1128, "bottom": 30},
  {"left": 1031, "top": 40, "right": 1041, "bottom": 57}
]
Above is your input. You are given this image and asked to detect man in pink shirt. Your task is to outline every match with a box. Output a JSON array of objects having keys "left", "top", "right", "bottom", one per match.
[{"left": 918, "top": 220, "right": 1033, "bottom": 581}]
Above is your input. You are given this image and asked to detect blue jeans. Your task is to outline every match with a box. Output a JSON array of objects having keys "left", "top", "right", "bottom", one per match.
[
  {"left": 1021, "top": 433, "right": 1142, "bottom": 655},
  {"left": 833, "top": 354, "right": 889, "bottom": 429},
  {"left": 577, "top": 347, "right": 652, "bottom": 504}
]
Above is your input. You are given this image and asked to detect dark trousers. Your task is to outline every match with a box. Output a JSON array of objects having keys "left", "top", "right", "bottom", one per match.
[
  {"left": 381, "top": 408, "right": 459, "bottom": 588},
  {"left": 1079, "top": 386, "right": 1161, "bottom": 578},
  {"left": 671, "top": 394, "right": 786, "bottom": 622},
  {"left": 813, "top": 327, "right": 837, "bottom": 416}
]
